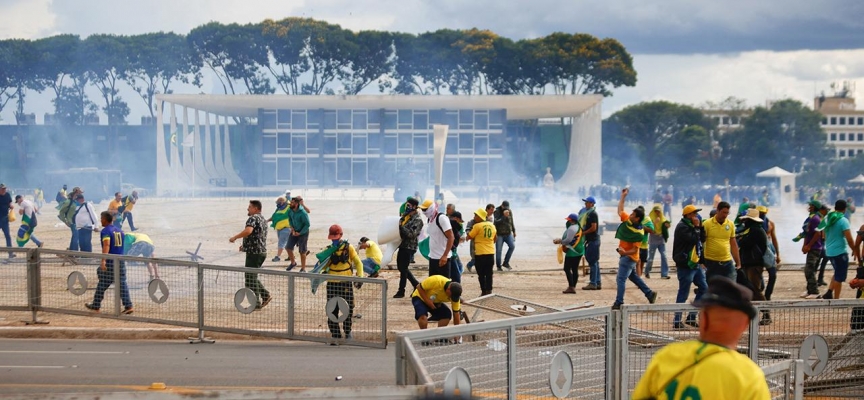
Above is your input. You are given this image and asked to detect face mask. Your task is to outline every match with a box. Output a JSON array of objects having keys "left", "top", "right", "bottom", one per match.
[{"left": 331, "top": 239, "right": 341, "bottom": 247}]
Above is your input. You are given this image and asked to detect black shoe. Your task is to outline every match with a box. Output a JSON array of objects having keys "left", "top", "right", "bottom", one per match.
[
  {"left": 819, "top": 290, "right": 834, "bottom": 299},
  {"left": 818, "top": 280, "right": 828, "bottom": 286},
  {"left": 393, "top": 291, "right": 405, "bottom": 299},
  {"left": 661, "top": 276, "right": 671, "bottom": 280},
  {"left": 611, "top": 303, "right": 621, "bottom": 310},
  {"left": 497, "top": 267, "right": 503, "bottom": 272},
  {"left": 648, "top": 291, "right": 658, "bottom": 304},
  {"left": 261, "top": 296, "right": 272, "bottom": 308},
  {"left": 645, "top": 272, "right": 651, "bottom": 279},
  {"left": 85, "top": 303, "right": 100, "bottom": 312},
  {"left": 503, "top": 262, "right": 512, "bottom": 270}
]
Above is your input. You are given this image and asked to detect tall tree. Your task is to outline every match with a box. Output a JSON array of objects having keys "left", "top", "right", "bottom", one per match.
[
  {"left": 261, "top": 18, "right": 311, "bottom": 95},
  {"left": 188, "top": 22, "right": 273, "bottom": 95},
  {"left": 32, "top": 35, "right": 80, "bottom": 115},
  {"left": 301, "top": 20, "right": 357, "bottom": 95},
  {"left": 339, "top": 30, "right": 393, "bottom": 95},
  {"left": 537, "top": 33, "right": 636, "bottom": 96},
  {"left": 606, "top": 101, "right": 715, "bottom": 187},
  {"left": 718, "top": 99, "right": 829, "bottom": 183},
  {"left": 126, "top": 32, "right": 200, "bottom": 118},
  {"left": 83, "top": 34, "right": 131, "bottom": 125}
]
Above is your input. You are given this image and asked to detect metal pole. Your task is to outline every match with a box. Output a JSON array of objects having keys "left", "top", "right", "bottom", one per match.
[
  {"left": 189, "top": 263, "right": 214, "bottom": 343},
  {"left": 113, "top": 255, "right": 121, "bottom": 315},
  {"left": 607, "top": 309, "right": 617, "bottom": 400},
  {"left": 25, "top": 249, "right": 47, "bottom": 325},
  {"left": 749, "top": 305, "right": 760, "bottom": 362},
  {"left": 507, "top": 323, "right": 517, "bottom": 399},
  {"left": 381, "top": 279, "right": 388, "bottom": 348},
  {"left": 287, "top": 275, "right": 295, "bottom": 338}
]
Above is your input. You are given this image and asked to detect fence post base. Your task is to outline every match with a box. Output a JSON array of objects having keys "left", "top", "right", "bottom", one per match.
[
  {"left": 188, "top": 329, "right": 215, "bottom": 344},
  {"left": 23, "top": 310, "right": 49, "bottom": 325}
]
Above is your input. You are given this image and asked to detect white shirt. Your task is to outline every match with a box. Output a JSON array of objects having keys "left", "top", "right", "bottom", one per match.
[
  {"left": 73, "top": 201, "right": 99, "bottom": 229},
  {"left": 18, "top": 199, "right": 36, "bottom": 219},
  {"left": 427, "top": 213, "right": 453, "bottom": 259}
]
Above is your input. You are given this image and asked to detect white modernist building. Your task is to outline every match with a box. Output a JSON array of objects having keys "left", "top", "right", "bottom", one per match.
[{"left": 154, "top": 94, "right": 603, "bottom": 195}]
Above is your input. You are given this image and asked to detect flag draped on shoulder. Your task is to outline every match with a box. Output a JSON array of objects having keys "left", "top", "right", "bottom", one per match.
[
  {"left": 310, "top": 242, "right": 343, "bottom": 294},
  {"left": 615, "top": 220, "right": 644, "bottom": 243}
]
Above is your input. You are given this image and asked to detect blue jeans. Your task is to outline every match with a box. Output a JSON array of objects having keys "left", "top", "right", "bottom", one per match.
[
  {"left": 91, "top": 260, "right": 132, "bottom": 310},
  {"left": 1, "top": 217, "right": 11, "bottom": 255},
  {"left": 117, "top": 212, "right": 136, "bottom": 231},
  {"left": 614, "top": 256, "right": 654, "bottom": 305},
  {"left": 77, "top": 228, "right": 93, "bottom": 252},
  {"left": 673, "top": 265, "right": 707, "bottom": 323},
  {"left": 704, "top": 259, "right": 736, "bottom": 283},
  {"left": 646, "top": 242, "right": 669, "bottom": 277},
  {"left": 585, "top": 239, "right": 601, "bottom": 286},
  {"left": 449, "top": 255, "right": 463, "bottom": 283},
  {"left": 495, "top": 234, "right": 515, "bottom": 267},
  {"left": 68, "top": 224, "right": 79, "bottom": 251},
  {"left": 362, "top": 258, "right": 380, "bottom": 276}
]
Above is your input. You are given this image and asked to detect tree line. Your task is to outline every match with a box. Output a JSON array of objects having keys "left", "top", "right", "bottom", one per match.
[
  {"left": 0, "top": 17, "right": 637, "bottom": 126},
  {"left": 603, "top": 97, "right": 834, "bottom": 186}
]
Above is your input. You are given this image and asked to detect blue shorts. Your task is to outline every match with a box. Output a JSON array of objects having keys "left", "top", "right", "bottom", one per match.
[
  {"left": 286, "top": 233, "right": 308, "bottom": 253},
  {"left": 412, "top": 297, "right": 452, "bottom": 321},
  {"left": 829, "top": 253, "right": 849, "bottom": 283},
  {"left": 277, "top": 229, "right": 291, "bottom": 249},
  {"left": 127, "top": 242, "right": 154, "bottom": 258}
]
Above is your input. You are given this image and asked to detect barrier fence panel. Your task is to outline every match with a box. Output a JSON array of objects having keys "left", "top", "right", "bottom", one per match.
[
  {"left": 0, "top": 248, "right": 31, "bottom": 311},
  {"left": 397, "top": 307, "right": 613, "bottom": 399},
  {"left": 200, "top": 264, "right": 291, "bottom": 338},
  {"left": 37, "top": 249, "right": 117, "bottom": 316},
  {"left": 112, "top": 253, "right": 199, "bottom": 327},
  {"left": 761, "top": 359, "right": 805, "bottom": 400},
  {"left": 754, "top": 300, "right": 864, "bottom": 398}
]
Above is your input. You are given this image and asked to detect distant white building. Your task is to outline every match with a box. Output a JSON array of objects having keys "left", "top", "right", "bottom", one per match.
[{"left": 815, "top": 88, "right": 864, "bottom": 159}]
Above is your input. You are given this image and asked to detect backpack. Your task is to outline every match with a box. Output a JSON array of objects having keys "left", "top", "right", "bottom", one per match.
[{"left": 57, "top": 200, "right": 73, "bottom": 224}]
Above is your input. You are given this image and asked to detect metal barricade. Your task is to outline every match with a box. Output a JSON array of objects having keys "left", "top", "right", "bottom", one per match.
[
  {"left": 761, "top": 359, "right": 805, "bottom": 400},
  {"left": 7, "top": 249, "right": 387, "bottom": 348},
  {"left": 396, "top": 307, "right": 614, "bottom": 399}
]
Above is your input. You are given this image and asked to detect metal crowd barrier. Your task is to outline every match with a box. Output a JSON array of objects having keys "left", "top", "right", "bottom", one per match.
[
  {"left": 0, "top": 248, "right": 387, "bottom": 348},
  {"left": 399, "top": 300, "right": 864, "bottom": 399}
]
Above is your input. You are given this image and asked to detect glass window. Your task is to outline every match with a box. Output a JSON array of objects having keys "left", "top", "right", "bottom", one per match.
[
  {"left": 384, "top": 111, "right": 397, "bottom": 130},
  {"left": 474, "top": 161, "right": 488, "bottom": 185},
  {"left": 459, "top": 133, "right": 473, "bottom": 149},
  {"left": 489, "top": 133, "right": 503, "bottom": 149},
  {"left": 383, "top": 134, "right": 397, "bottom": 154},
  {"left": 850, "top": 134, "right": 856, "bottom": 142},
  {"left": 338, "top": 133, "right": 352, "bottom": 150},
  {"left": 263, "top": 135, "right": 277, "bottom": 155},
  {"left": 352, "top": 160, "right": 367, "bottom": 186},
  {"left": 278, "top": 110, "right": 291, "bottom": 124},
  {"left": 840, "top": 150, "right": 846, "bottom": 157},
  {"left": 368, "top": 109, "right": 381, "bottom": 125},
  {"left": 261, "top": 160, "right": 276, "bottom": 185},
  {"left": 291, "top": 135, "right": 306, "bottom": 154},
  {"left": 353, "top": 111, "right": 367, "bottom": 130},
  {"left": 323, "top": 111, "right": 337, "bottom": 130},
  {"left": 413, "top": 134, "right": 428, "bottom": 154},
  {"left": 368, "top": 133, "right": 380, "bottom": 150},
  {"left": 822, "top": 117, "right": 828, "bottom": 125},
  {"left": 307, "top": 109, "right": 321, "bottom": 129},
  {"left": 353, "top": 136, "right": 367, "bottom": 154},
  {"left": 429, "top": 109, "right": 445, "bottom": 125},
  {"left": 840, "top": 133, "right": 846, "bottom": 141},
  {"left": 323, "top": 160, "right": 337, "bottom": 185},
  {"left": 338, "top": 110, "right": 352, "bottom": 125},
  {"left": 475, "top": 112, "right": 489, "bottom": 130},
  {"left": 850, "top": 117, "right": 857, "bottom": 126},
  {"left": 859, "top": 117, "right": 863, "bottom": 125},
  {"left": 859, "top": 149, "right": 863, "bottom": 155},
  {"left": 413, "top": 113, "right": 428, "bottom": 130},
  {"left": 489, "top": 109, "right": 505, "bottom": 126},
  {"left": 337, "top": 158, "right": 351, "bottom": 181},
  {"left": 307, "top": 158, "right": 322, "bottom": 184},
  {"left": 446, "top": 134, "right": 458, "bottom": 154},
  {"left": 722, "top": 116, "right": 730, "bottom": 125},
  {"left": 831, "top": 133, "right": 837, "bottom": 141},
  {"left": 398, "top": 110, "right": 413, "bottom": 125},
  {"left": 291, "top": 160, "right": 307, "bottom": 185},
  {"left": 459, "top": 110, "right": 473, "bottom": 126},
  {"left": 261, "top": 112, "right": 277, "bottom": 130},
  {"left": 278, "top": 157, "right": 291, "bottom": 181},
  {"left": 292, "top": 111, "right": 306, "bottom": 130},
  {"left": 307, "top": 132, "right": 321, "bottom": 151},
  {"left": 474, "top": 136, "right": 488, "bottom": 155},
  {"left": 323, "top": 134, "right": 336, "bottom": 154},
  {"left": 859, "top": 134, "right": 863, "bottom": 142},
  {"left": 459, "top": 158, "right": 473, "bottom": 182},
  {"left": 445, "top": 111, "right": 458, "bottom": 129},
  {"left": 398, "top": 133, "right": 412, "bottom": 149},
  {"left": 831, "top": 117, "right": 837, "bottom": 125},
  {"left": 278, "top": 133, "right": 291, "bottom": 150},
  {"left": 840, "top": 117, "right": 847, "bottom": 125}
]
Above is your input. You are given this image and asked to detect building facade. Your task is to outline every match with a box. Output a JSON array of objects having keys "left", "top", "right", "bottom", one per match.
[{"left": 816, "top": 95, "right": 864, "bottom": 159}]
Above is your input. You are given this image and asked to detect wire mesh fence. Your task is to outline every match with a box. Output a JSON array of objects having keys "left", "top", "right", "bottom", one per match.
[
  {"left": 3, "top": 249, "right": 387, "bottom": 348},
  {"left": 0, "top": 247, "right": 31, "bottom": 311}
]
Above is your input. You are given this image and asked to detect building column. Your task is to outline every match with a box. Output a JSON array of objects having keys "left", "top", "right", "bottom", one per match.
[{"left": 557, "top": 101, "right": 602, "bottom": 191}]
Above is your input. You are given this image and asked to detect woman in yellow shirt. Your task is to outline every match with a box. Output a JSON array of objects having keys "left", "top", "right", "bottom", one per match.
[{"left": 468, "top": 208, "right": 496, "bottom": 296}]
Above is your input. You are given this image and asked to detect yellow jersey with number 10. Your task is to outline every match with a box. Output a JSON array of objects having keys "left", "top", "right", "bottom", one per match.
[
  {"left": 469, "top": 221, "right": 496, "bottom": 255},
  {"left": 633, "top": 340, "right": 770, "bottom": 400}
]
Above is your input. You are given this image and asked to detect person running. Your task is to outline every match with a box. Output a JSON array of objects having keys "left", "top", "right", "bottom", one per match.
[
  {"left": 553, "top": 213, "right": 585, "bottom": 294},
  {"left": 468, "top": 208, "right": 497, "bottom": 296},
  {"left": 737, "top": 209, "right": 769, "bottom": 308},
  {"left": 108, "top": 192, "right": 123, "bottom": 223},
  {"left": 580, "top": 196, "right": 602, "bottom": 290},
  {"left": 14, "top": 195, "right": 44, "bottom": 248},
  {"left": 85, "top": 212, "right": 133, "bottom": 314},
  {"left": 702, "top": 201, "right": 742, "bottom": 283},
  {"left": 321, "top": 224, "right": 364, "bottom": 343},
  {"left": 493, "top": 201, "right": 516, "bottom": 271},
  {"left": 57, "top": 187, "right": 83, "bottom": 251},
  {"left": 633, "top": 277, "right": 770, "bottom": 400},
  {"left": 645, "top": 205, "right": 671, "bottom": 279},
  {"left": 358, "top": 237, "right": 382, "bottom": 278},
  {"left": 267, "top": 197, "right": 291, "bottom": 262},
  {"left": 124, "top": 232, "right": 159, "bottom": 281},
  {"left": 612, "top": 188, "right": 657, "bottom": 310},
  {"left": 285, "top": 197, "right": 311, "bottom": 272},
  {"left": 672, "top": 204, "right": 708, "bottom": 329},
  {"left": 817, "top": 199, "right": 860, "bottom": 299},
  {"left": 229, "top": 200, "right": 271, "bottom": 311},
  {"left": 393, "top": 198, "right": 422, "bottom": 298},
  {"left": 116, "top": 191, "right": 139, "bottom": 231}
]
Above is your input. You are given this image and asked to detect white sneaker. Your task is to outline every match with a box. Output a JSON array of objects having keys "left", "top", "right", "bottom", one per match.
[
  {"left": 799, "top": 291, "right": 809, "bottom": 298},
  {"left": 804, "top": 294, "right": 819, "bottom": 299}
]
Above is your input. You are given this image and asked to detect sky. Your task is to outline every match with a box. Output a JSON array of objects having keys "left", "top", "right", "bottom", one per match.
[{"left": 1, "top": 0, "right": 863, "bottom": 123}]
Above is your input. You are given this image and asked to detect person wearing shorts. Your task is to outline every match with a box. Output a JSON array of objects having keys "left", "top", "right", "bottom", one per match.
[
  {"left": 411, "top": 275, "right": 462, "bottom": 331},
  {"left": 267, "top": 197, "right": 291, "bottom": 262},
  {"left": 125, "top": 232, "right": 159, "bottom": 281},
  {"left": 285, "top": 197, "right": 310, "bottom": 272},
  {"left": 820, "top": 200, "right": 859, "bottom": 299}
]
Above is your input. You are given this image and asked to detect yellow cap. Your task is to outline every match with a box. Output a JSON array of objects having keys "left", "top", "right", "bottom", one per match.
[
  {"left": 474, "top": 208, "right": 488, "bottom": 220},
  {"left": 420, "top": 199, "right": 433, "bottom": 210}
]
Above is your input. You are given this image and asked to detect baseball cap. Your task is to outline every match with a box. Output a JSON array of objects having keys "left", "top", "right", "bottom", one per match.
[
  {"left": 693, "top": 277, "right": 757, "bottom": 320},
  {"left": 566, "top": 213, "right": 580, "bottom": 221},
  {"left": 406, "top": 198, "right": 419, "bottom": 207},
  {"left": 682, "top": 205, "right": 702, "bottom": 216},
  {"left": 0, "top": 183, "right": 6, "bottom": 189},
  {"left": 419, "top": 199, "right": 433, "bottom": 210},
  {"left": 446, "top": 281, "right": 462, "bottom": 303},
  {"left": 757, "top": 206, "right": 768, "bottom": 214},
  {"left": 807, "top": 200, "right": 822, "bottom": 209},
  {"left": 474, "top": 208, "right": 488, "bottom": 220},
  {"left": 327, "top": 224, "right": 343, "bottom": 240},
  {"left": 357, "top": 236, "right": 370, "bottom": 246},
  {"left": 582, "top": 196, "right": 596, "bottom": 204},
  {"left": 450, "top": 211, "right": 463, "bottom": 222}
]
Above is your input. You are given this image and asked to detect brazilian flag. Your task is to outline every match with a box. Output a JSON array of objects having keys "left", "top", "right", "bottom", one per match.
[{"left": 16, "top": 214, "right": 34, "bottom": 247}]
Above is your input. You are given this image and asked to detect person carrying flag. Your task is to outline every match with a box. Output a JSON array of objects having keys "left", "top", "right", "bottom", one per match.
[
  {"left": 612, "top": 188, "right": 657, "bottom": 309},
  {"left": 14, "top": 195, "right": 44, "bottom": 248},
  {"left": 672, "top": 204, "right": 708, "bottom": 329},
  {"left": 553, "top": 213, "right": 585, "bottom": 294},
  {"left": 267, "top": 197, "right": 291, "bottom": 262},
  {"left": 308, "top": 225, "right": 363, "bottom": 344}
]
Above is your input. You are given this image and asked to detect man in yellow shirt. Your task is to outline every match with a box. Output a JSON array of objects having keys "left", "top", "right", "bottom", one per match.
[
  {"left": 411, "top": 275, "right": 462, "bottom": 332},
  {"left": 322, "top": 224, "right": 363, "bottom": 343},
  {"left": 633, "top": 276, "right": 770, "bottom": 400},
  {"left": 108, "top": 192, "right": 123, "bottom": 221},
  {"left": 612, "top": 188, "right": 657, "bottom": 310},
  {"left": 702, "top": 201, "right": 742, "bottom": 284},
  {"left": 358, "top": 236, "right": 382, "bottom": 278},
  {"left": 125, "top": 232, "right": 159, "bottom": 281},
  {"left": 468, "top": 208, "right": 496, "bottom": 296}
]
